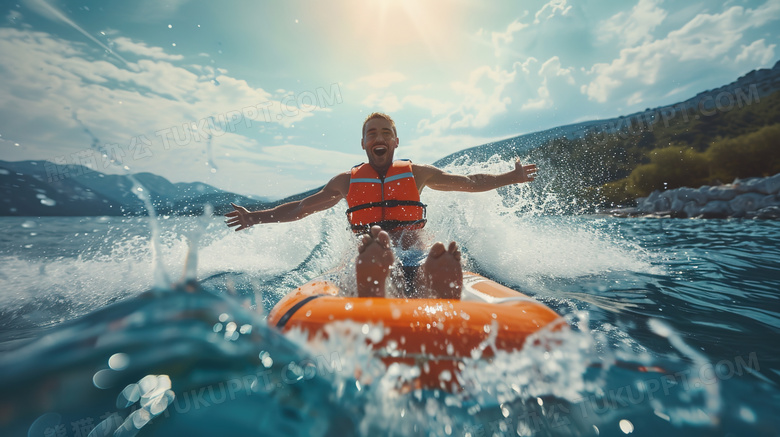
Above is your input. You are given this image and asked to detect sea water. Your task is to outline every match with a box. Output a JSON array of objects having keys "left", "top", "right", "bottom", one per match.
[{"left": 1, "top": 161, "right": 779, "bottom": 436}]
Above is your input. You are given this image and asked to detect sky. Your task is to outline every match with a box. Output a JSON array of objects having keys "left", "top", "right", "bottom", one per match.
[{"left": 1, "top": 0, "right": 778, "bottom": 199}]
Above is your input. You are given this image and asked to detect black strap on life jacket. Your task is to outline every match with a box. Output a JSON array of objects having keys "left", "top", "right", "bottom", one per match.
[
  {"left": 349, "top": 218, "right": 428, "bottom": 233},
  {"left": 346, "top": 199, "right": 427, "bottom": 233},
  {"left": 345, "top": 199, "right": 427, "bottom": 215}
]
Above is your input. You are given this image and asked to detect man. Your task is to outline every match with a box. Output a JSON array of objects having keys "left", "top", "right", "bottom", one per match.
[{"left": 225, "top": 112, "right": 536, "bottom": 299}]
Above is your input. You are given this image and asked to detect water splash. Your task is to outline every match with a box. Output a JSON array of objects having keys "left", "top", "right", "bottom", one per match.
[
  {"left": 23, "top": 0, "right": 135, "bottom": 69},
  {"left": 71, "top": 111, "right": 171, "bottom": 289},
  {"left": 181, "top": 204, "right": 214, "bottom": 286}
]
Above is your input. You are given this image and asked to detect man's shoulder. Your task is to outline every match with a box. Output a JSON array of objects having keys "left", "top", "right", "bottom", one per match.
[
  {"left": 411, "top": 162, "right": 441, "bottom": 175},
  {"left": 323, "top": 171, "right": 351, "bottom": 195},
  {"left": 332, "top": 171, "right": 352, "bottom": 183}
]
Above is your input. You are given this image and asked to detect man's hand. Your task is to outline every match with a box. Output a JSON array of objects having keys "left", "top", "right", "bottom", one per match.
[
  {"left": 225, "top": 203, "right": 258, "bottom": 231},
  {"left": 514, "top": 160, "right": 537, "bottom": 183}
]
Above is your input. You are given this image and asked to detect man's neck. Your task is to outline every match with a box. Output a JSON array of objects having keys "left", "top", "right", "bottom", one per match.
[{"left": 369, "top": 161, "right": 393, "bottom": 177}]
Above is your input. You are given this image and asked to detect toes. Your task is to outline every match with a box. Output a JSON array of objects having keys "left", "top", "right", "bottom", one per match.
[
  {"left": 358, "top": 234, "right": 372, "bottom": 253},
  {"left": 447, "top": 241, "right": 461, "bottom": 261},
  {"left": 428, "top": 242, "right": 446, "bottom": 259},
  {"left": 377, "top": 230, "right": 391, "bottom": 248},
  {"left": 370, "top": 225, "right": 383, "bottom": 238}
]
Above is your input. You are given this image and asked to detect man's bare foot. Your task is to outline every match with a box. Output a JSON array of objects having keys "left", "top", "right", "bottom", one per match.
[
  {"left": 416, "top": 241, "right": 463, "bottom": 300},
  {"left": 356, "top": 226, "right": 394, "bottom": 298}
]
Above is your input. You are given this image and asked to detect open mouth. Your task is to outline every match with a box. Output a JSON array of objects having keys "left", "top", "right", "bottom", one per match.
[{"left": 373, "top": 146, "right": 387, "bottom": 156}]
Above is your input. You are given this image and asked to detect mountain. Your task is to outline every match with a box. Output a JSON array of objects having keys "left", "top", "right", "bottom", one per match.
[
  {"left": 5, "top": 61, "right": 779, "bottom": 216},
  {"left": 0, "top": 160, "right": 271, "bottom": 216},
  {"left": 435, "top": 60, "right": 780, "bottom": 167}
]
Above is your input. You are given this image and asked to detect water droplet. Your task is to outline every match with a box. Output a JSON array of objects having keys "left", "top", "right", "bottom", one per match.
[
  {"left": 39, "top": 196, "right": 56, "bottom": 206},
  {"left": 168, "top": 24, "right": 173, "bottom": 29},
  {"left": 345, "top": 302, "right": 353, "bottom": 311},
  {"left": 259, "top": 351, "right": 273, "bottom": 368},
  {"left": 172, "top": 43, "right": 176, "bottom": 47},
  {"left": 619, "top": 419, "right": 634, "bottom": 434},
  {"left": 93, "top": 369, "right": 114, "bottom": 389},
  {"left": 739, "top": 406, "right": 756, "bottom": 423},
  {"left": 109, "top": 353, "right": 130, "bottom": 370},
  {"left": 219, "top": 313, "right": 229, "bottom": 322},
  {"left": 361, "top": 324, "right": 369, "bottom": 335},
  {"left": 239, "top": 324, "right": 252, "bottom": 334}
]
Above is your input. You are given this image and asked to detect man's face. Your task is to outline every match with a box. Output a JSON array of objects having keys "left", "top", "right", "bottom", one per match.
[{"left": 361, "top": 117, "right": 398, "bottom": 169}]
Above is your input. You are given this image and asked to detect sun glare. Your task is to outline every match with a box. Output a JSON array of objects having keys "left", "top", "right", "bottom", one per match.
[{"left": 350, "top": 0, "right": 464, "bottom": 64}]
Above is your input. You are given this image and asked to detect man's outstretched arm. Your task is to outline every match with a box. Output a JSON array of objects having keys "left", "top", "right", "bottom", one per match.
[
  {"left": 415, "top": 159, "right": 537, "bottom": 193},
  {"left": 225, "top": 173, "right": 349, "bottom": 231}
]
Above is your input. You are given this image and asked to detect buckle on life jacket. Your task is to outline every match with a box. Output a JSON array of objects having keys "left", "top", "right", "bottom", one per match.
[{"left": 348, "top": 218, "right": 428, "bottom": 234}]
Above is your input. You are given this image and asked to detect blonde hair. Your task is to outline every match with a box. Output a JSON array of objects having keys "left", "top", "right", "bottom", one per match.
[{"left": 362, "top": 112, "right": 397, "bottom": 137}]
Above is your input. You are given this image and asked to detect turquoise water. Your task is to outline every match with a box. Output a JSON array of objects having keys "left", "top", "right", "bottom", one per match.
[{"left": 1, "top": 175, "right": 779, "bottom": 436}]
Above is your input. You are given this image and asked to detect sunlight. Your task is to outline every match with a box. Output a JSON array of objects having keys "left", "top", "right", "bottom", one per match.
[{"left": 349, "top": 0, "right": 465, "bottom": 65}]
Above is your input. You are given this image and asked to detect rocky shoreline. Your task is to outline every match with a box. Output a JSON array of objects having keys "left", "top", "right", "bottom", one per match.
[{"left": 608, "top": 173, "right": 780, "bottom": 219}]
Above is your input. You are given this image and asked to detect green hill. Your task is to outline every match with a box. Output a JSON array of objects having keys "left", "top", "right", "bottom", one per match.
[{"left": 527, "top": 87, "right": 780, "bottom": 208}]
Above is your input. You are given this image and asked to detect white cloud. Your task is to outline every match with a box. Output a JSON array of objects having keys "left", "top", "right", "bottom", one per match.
[
  {"left": 402, "top": 133, "right": 504, "bottom": 164},
  {"left": 353, "top": 71, "right": 406, "bottom": 89},
  {"left": 626, "top": 91, "right": 643, "bottom": 105},
  {"left": 734, "top": 39, "right": 776, "bottom": 65},
  {"left": 491, "top": 16, "right": 529, "bottom": 57},
  {"left": 417, "top": 65, "right": 517, "bottom": 135},
  {"left": 513, "top": 57, "right": 539, "bottom": 75},
  {"left": 6, "top": 9, "right": 22, "bottom": 24},
  {"left": 539, "top": 56, "right": 574, "bottom": 84},
  {"left": 521, "top": 57, "right": 575, "bottom": 110},
  {"left": 112, "top": 36, "right": 184, "bottom": 61},
  {"left": 534, "top": 0, "right": 572, "bottom": 24},
  {"left": 0, "top": 27, "right": 332, "bottom": 195},
  {"left": 361, "top": 93, "right": 403, "bottom": 113},
  {"left": 402, "top": 95, "right": 453, "bottom": 117},
  {"left": 409, "top": 84, "right": 432, "bottom": 91},
  {"left": 360, "top": 92, "right": 453, "bottom": 118},
  {"left": 521, "top": 78, "right": 553, "bottom": 110},
  {"left": 600, "top": 0, "right": 667, "bottom": 47},
  {"left": 258, "top": 144, "right": 363, "bottom": 174},
  {"left": 581, "top": 1, "right": 780, "bottom": 103}
]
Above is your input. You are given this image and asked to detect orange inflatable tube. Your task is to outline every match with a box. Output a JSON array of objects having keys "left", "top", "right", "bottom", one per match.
[{"left": 267, "top": 272, "right": 564, "bottom": 391}]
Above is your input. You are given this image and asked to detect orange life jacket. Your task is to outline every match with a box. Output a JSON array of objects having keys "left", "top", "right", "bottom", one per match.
[{"left": 346, "top": 160, "right": 426, "bottom": 233}]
